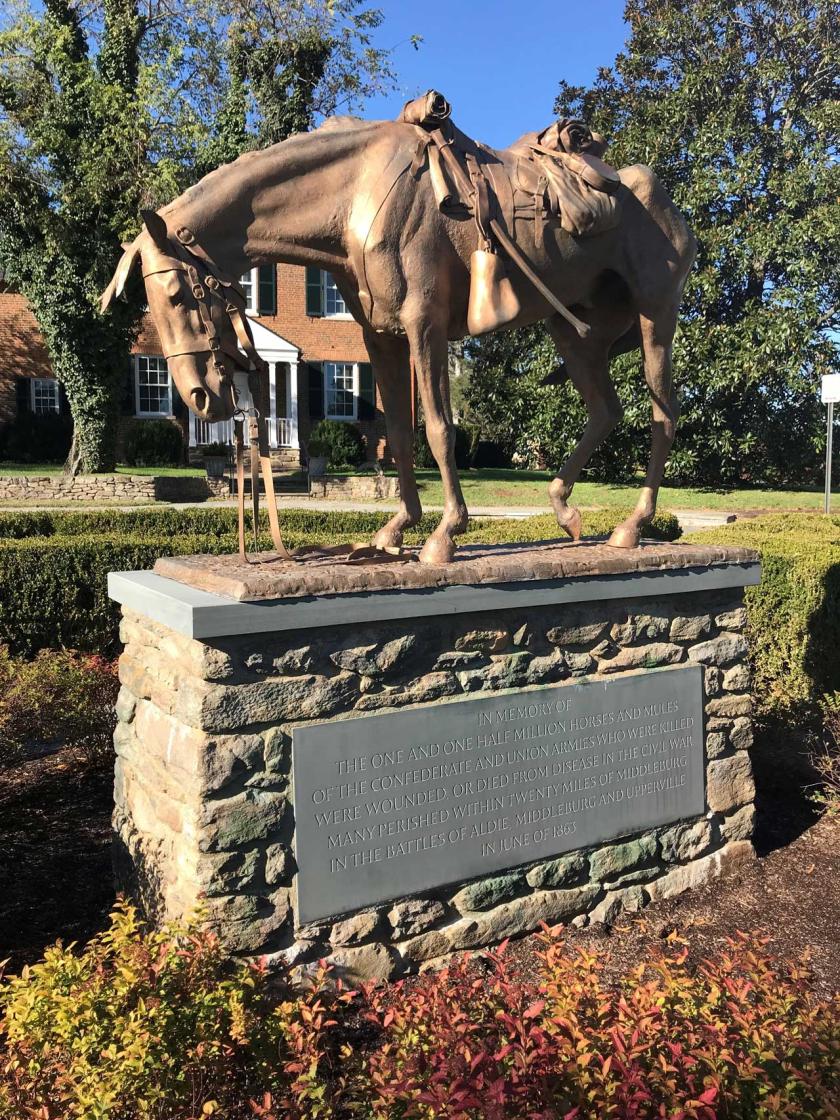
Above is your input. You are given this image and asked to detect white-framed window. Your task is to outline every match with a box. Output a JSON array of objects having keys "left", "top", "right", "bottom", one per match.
[
  {"left": 31, "top": 378, "right": 60, "bottom": 414},
  {"left": 134, "top": 355, "right": 172, "bottom": 417},
  {"left": 323, "top": 273, "right": 351, "bottom": 318},
  {"left": 324, "top": 361, "right": 357, "bottom": 419},
  {"left": 240, "top": 267, "right": 258, "bottom": 314}
]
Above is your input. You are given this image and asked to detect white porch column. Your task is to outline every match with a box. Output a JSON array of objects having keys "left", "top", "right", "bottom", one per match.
[
  {"left": 268, "top": 362, "right": 278, "bottom": 449},
  {"left": 289, "top": 361, "right": 300, "bottom": 448}
]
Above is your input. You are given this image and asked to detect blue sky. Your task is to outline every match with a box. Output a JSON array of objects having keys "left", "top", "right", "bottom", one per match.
[{"left": 363, "top": 1, "right": 630, "bottom": 148}]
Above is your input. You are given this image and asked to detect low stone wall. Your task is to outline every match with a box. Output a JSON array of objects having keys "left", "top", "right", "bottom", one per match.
[
  {"left": 309, "top": 473, "right": 400, "bottom": 500},
  {"left": 0, "top": 473, "right": 212, "bottom": 503},
  {"left": 112, "top": 548, "right": 757, "bottom": 982}
]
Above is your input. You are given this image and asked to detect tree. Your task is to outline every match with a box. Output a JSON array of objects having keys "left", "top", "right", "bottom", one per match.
[
  {"left": 467, "top": 0, "right": 839, "bottom": 487},
  {"left": 0, "top": 0, "right": 397, "bottom": 472},
  {"left": 0, "top": 0, "right": 146, "bottom": 472}
]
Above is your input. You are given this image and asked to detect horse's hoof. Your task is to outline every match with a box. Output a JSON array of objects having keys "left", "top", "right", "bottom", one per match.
[
  {"left": 419, "top": 535, "right": 456, "bottom": 565},
  {"left": 556, "top": 506, "right": 582, "bottom": 541},
  {"left": 373, "top": 527, "right": 402, "bottom": 551},
  {"left": 607, "top": 523, "right": 641, "bottom": 549}
]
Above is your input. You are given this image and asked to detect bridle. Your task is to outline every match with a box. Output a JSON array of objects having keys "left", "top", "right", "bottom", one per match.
[{"left": 142, "top": 223, "right": 291, "bottom": 563}]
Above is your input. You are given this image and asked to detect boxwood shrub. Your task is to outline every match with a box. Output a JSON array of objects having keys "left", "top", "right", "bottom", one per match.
[
  {"left": 308, "top": 419, "right": 365, "bottom": 468},
  {"left": 693, "top": 514, "right": 840, "bottom": 717},
  {"left": 0, "top": 507, "right": 679, "bottom": 655}
]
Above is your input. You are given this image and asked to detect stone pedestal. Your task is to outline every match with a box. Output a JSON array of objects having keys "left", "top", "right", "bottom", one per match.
[{"left": 109, "top": 539, "right": 760, "bottom": 980}]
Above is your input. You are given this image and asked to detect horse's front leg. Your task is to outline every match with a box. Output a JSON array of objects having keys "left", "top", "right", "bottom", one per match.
[
  {"left": 403, "top": 313, "right": 467, "bottom": 565},
  {"left": 363, "top": 333, "right": 423, "bottom": 551}
]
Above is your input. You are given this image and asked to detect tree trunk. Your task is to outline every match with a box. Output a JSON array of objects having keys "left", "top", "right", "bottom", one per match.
[{"left": 54, "top": 347, "right": 124, "bottom": 474}]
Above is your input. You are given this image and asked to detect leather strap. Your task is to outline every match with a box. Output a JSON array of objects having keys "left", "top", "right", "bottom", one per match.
[
  {"left": 465, "top": 151, "right": 492, "bottom": 251},
  {"left": 235, "top": 418, "right": 247, "bottom": 562},
  {"left": 488, "top": 217, "right": 590, "bottom": 338},
  {"left": 249, "top": 413, "right": 261, "bottom": 553}
]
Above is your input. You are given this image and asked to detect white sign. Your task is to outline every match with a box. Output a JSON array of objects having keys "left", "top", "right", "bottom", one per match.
[{"left": 821, "top": 374, "right": 840, "bottom": 404}]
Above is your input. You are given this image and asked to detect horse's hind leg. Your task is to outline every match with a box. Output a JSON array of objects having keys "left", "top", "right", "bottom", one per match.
[
  {"left": 608, "top": 303, "right": 680, "bottom": 548},
  {"left": 403, "top": 314, "right": 467, "bottom": 565},
  {"left": 544, "top": 316, "right": 623, "bottom": 540},
  {"left": 363, "top": 332, "right": 423, "bottom": 550}
]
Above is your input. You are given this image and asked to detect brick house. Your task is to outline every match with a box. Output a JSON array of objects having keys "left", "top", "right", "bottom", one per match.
[{"left": 0, "top": 264, "right": 392, "bottom": 463}]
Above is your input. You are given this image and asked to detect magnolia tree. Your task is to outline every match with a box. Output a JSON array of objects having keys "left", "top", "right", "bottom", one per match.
[
  {"left": 466, "top": 0, "right": 840, "bottom": 486},
  {"left": 0, "top": 0, "right": 399, "bottom": 472}
]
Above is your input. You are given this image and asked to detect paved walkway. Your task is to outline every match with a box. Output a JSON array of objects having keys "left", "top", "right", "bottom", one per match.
[{"left": 187, "top": 496, "right": 737, "bottom": 533}]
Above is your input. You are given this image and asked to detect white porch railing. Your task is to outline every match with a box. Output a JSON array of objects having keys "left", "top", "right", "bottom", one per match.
[
  {"left": 189, "top": 415, "right": 297, "bottom": 448},
  {"left": 268, "top": 417, "right": 297, "bottom": 448}
]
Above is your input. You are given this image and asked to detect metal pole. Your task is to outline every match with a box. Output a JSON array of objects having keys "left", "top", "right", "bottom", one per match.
[{"left": 826, "top": 401, "right": 834, "bottom": 515}]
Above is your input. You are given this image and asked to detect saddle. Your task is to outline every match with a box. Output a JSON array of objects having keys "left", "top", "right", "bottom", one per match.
[{"left": 397, "top": 91, "right": 621, "bottom": 336}]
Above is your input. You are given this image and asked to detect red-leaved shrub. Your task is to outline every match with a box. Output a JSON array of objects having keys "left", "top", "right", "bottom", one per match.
[{"left": 1, "top": 903, "right": 838, "bottom": 1120}]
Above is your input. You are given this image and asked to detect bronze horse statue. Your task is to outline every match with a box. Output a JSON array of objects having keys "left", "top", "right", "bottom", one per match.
[{"left": 102, "top": 96, "right": 695, "bottom": 565}]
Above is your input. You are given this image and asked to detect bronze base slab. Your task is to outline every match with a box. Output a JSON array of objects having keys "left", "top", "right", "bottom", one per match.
[{"left": 153, "top": 538, "right": 759, "bottom": 603}]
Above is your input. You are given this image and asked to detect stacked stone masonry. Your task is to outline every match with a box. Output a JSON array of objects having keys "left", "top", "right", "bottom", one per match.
[
  {"left": 114, "top": 585, "right": 756, "bottom": 982},
  {"left": 0, "top": 474, "right": 213, "bottom": 503}
]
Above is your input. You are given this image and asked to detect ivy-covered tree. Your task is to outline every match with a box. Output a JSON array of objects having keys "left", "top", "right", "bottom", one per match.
[
  {"left": 0, "top": 0, "right": 145, "bottom": 472},
  {"left": 0, "top": 0, "right": 397, "bottom": 472},
  {"left": 467, "top": 0, "right": 839, "bottom": 486}
]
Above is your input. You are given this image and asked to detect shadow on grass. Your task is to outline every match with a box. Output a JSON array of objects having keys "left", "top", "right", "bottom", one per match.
[{"left": 751, "top": 718, "right": 822, "bottom": 858}]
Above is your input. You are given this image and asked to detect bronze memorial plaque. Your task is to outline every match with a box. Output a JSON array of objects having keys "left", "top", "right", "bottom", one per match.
[{"left": 292, "top": 665, "right": 705, "bottom": 924}]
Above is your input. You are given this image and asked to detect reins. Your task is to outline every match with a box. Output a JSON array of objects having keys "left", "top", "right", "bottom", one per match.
[{"left": 143, "top": 225, "right": 292, "bottom": 564}]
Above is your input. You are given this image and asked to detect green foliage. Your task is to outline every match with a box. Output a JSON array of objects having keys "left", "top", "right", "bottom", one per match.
[
  {"left": 0, "top": 0, "right": 145, "bottom": 472},
  {"left": 122, "top": 418, "right": 184, "bottom": 466},
  {"left": 0, "top": 412, "right": 73, "bottom": 464},
  {"left": 0, "top": 901, "right": 290, "bottom": 1119},
  {"left": 694, "top": 514, "right": 840, "bottom": 716},
  {"left": 0, "top": 0, "right": 398, "bottom": 473},
  {"left": 1, "top": 905, "right": 838, "bottom": 1119},
  {"left": 201, "top": 441, "right": 230, "bottom": 458},
  {"left": 0, "top": 646, "right": 118, "bottom": 768},
  {"left": 0, "top": 506, "right": 680, "bottom": 655},
  {"left": 466, "top": 1, "right": 840, "bottom": 488},
  {"left": 811, "top": 692, "right": 840, "bottom": 817},
  {"left": 308, "top": 419, "right": 365, "bottom": 468}
]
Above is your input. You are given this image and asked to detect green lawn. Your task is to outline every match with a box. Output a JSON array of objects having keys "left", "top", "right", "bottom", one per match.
[
  {"left": 0, "top": 463, "right": 204, "bottom": 478},
  {"left": 413, "top": 469, "right": 836, "bottom": 512}
]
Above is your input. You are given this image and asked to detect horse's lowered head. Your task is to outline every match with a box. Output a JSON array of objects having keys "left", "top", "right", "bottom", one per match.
[{"left": 101, "top": 210, "right": 246, "bottom": 422}]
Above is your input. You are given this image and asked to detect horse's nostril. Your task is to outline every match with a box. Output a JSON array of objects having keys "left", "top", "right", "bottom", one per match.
[{"left": 190, "top": 388, "right": 208, "bottom": 416}]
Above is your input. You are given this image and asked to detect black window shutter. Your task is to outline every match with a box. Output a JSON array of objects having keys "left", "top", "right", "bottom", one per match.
[
  {"left": 123, "top": 358, "right": 136, "bottom": 413},
  {"left": 358, "top": 362, "right": 375, "bottom": 420},
  {"left": 258, "top": 265, "right": 276, "bottom": 316},
  {"left": 58, "top": 382, "right": 71, "bottom": 416},
  {"left": 15, "top": 378, "right": 31, "bottom": 415},
  {"left": 171, "top": 376, "right": 186, "bottom": 419},
  {"left": 308, "top": 361, "right": 324, "bottom": 420},
  {"left": 305, "top": 267, "right": 324, "bottom": 316}
]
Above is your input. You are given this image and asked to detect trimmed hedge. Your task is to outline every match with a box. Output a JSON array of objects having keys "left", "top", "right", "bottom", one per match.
[
  {"left": 693, "top": 515, "right": 840, "bottom": 717},
  {"left": 0, "top": 507, "right": 679, "bottom": 655}
]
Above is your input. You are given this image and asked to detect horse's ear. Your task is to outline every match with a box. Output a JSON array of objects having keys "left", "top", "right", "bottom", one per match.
[
  {"left": 100, "top": 240, "right": 141, "bottom": 312},
  {"left": 141, "top": 209, "right": 170, "bottom": 250}
]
